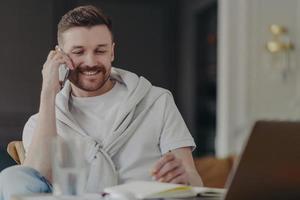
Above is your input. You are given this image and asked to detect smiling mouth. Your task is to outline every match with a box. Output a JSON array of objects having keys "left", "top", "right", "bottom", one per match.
[{"left": 80, "top": 69, "right": 102, "bottom": 76}]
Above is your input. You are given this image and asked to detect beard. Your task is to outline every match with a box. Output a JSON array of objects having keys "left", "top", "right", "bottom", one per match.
[{"left": 68, "top": 65, "right": 111, "bottom": 92}]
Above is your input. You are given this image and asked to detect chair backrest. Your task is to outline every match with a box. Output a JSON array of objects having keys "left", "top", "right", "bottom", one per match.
[{"left": 7, "top": 141, "right": 25, "bottom": 165}]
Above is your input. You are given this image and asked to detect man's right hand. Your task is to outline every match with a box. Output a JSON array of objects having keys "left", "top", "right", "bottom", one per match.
[{"left": 41, "top": 47, "right": 74, "bottom": 95}]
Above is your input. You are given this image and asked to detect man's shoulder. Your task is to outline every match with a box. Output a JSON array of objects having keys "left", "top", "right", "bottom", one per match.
[
  {"left": 112, "top": 66, "right": 174, "bottom": 101},
  {"left": 150, "top": 85, "right": 172, "bottom": 97},
  {"left": 141, "top": 85, "right": 174, "bottom": 108}
]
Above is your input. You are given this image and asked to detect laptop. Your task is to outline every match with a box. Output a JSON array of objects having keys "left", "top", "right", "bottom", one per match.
[{"left": 224, "top": 121, "right": 300, "bottom": 200}]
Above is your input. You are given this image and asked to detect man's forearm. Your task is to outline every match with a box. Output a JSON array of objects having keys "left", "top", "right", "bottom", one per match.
[{"left": 23, "top": 91, "right": 57, "bottom": 181}]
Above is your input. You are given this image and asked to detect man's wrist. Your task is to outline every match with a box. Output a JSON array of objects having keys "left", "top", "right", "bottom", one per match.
[
  {"left": 41, "top": 87, "right": 58, "bottom": 99},
  {"left": 40, "top": 92, "right": 57, "bottom": 110}
]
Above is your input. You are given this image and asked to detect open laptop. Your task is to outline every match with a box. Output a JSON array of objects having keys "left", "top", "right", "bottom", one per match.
[{"left": 224, "top": 121, "right": 300, "bottom": 200}]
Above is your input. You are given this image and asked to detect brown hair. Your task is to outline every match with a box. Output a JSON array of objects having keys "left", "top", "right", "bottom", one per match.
[{"left": 57, "top": 5, "right": 113, "bottom": 44}]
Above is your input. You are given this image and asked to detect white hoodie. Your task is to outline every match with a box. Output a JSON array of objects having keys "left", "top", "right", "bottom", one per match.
[{"left": 23, "top": 68, "right": 195, "bottom": 192}]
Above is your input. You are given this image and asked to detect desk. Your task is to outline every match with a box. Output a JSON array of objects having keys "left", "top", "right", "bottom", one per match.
[{"left": 12, "top": 194, "right": 223, "bottom": 200}]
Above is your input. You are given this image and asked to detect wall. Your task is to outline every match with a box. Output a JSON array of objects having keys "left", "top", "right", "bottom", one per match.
[
  {"left": 216, "top": 0, "right": 300, "bottom": 157},
  {"left": 0, "top": 1, "right": 54, "bottom": 147}
]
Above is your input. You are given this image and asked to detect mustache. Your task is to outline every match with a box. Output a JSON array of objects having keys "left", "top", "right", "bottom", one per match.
[{"left": 73, "top": 65, "right": 107, "bottom": 74}]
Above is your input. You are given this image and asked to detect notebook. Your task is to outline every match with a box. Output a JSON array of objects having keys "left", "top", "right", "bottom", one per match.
[
  {"left": 224, "top": 121, "right": 300, "bottom": 200},
  {"left": 104, "top": 181, "right": 225, "bottom": 199}
]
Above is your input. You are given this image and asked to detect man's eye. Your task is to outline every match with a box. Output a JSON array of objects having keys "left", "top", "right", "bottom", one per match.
[
  {"left": 95, "top": 50, "right": 106, "bottom": 54},
  {"left": 72, "top": 51, "right": 83, "bottom": 55}
]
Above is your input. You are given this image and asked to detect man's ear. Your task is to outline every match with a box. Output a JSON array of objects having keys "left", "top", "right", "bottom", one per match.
[{"left": 111, "top": 42, "right": 115, "bottom": 62}]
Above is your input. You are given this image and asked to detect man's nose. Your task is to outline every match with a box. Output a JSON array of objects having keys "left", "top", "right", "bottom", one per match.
[{"left": 84, "top": 54, "right": 97, "bottom": 66}]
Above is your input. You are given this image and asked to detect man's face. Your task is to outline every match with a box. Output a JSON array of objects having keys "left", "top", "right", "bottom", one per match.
[{"left": 60, "top": 25, "right": 114, "bottom": 93}]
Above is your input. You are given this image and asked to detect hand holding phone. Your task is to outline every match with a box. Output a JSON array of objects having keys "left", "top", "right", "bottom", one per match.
[
  {"left": 59, "top": 64, "right": 70, "bottom": 89},
  {"left": 56, "top": 46, "right": 72, "bottom": 89}
]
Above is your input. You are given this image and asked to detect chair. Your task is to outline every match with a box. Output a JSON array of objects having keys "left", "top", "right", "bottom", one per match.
[
  {"left": 7, "top": 141, "right": 25, "bottom": 165},
  {"left": 194, "top": 155, "right": 236, "bottom": 188},
  {"left": 7, "top": 140, "right": 235, "bottom": 188}
]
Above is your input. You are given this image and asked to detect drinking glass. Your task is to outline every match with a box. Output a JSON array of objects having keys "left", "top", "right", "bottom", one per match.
[{"left": 52, "top": 135, "right": 88, "bottom": 196}]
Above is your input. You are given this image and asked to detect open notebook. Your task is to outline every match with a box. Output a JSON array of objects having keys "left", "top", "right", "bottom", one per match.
[
  {"left": 13, "top": 181, "right": 225, "bottom": 200},
  {"left": 104, "top": 180, "right": 225, "bottom": 199}
]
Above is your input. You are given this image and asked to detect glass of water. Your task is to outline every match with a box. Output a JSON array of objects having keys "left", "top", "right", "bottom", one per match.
[{"left": 51, "top": 135, "right": 88, "bottom": 196}]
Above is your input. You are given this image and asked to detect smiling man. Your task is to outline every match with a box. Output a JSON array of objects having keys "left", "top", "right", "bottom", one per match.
[{"left": 0, "top": 5, "right": 202, "bottom": 200}]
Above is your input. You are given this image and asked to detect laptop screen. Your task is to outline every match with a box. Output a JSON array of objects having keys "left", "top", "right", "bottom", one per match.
[{"left": 224, "top": 121, "right": 300, "bottom": 200}]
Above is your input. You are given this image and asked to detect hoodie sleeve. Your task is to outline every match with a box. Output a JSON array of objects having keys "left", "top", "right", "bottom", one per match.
[
  {"left": 159, "top": 93, "right": 196, "bottom": 154},
  {"left": 22, "top": 114, "right": 38, "bottom": 156}
]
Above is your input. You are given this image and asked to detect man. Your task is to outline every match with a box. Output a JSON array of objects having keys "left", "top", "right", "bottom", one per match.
[{"left": 0, "top": 5, "right": 202, "bottom": 200}]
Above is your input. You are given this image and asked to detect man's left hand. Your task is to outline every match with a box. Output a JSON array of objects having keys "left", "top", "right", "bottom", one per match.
[{"left": 151, "top": 152, "right": 189, "bottom": 185}]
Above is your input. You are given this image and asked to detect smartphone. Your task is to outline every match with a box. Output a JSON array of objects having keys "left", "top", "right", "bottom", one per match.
[{"left": 59, "top": 64, "right": 70, "bottom": 89}]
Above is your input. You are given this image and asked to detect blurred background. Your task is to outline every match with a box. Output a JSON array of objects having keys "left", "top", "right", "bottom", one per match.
[{"left": 0, "top": 0, "right": 218, "bottom": 170}]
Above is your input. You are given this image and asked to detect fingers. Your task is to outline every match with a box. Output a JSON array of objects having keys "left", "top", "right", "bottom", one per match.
[
  {"left": 47, "top": 50, "right": 56, "bottom": 60},
  {"left": 56, "top": 46, "right": 75, "bottom": 70},
  {"left": 160, "top": 166, "right": 185, "bottom": 182},
  {"left": 151, "top": 153, "right": 189, "bottom": 185},
  {"left": 45, "top": 47, "right": 74, "bottom": 70},
  {"left": 41, "top": 47, "right": 74, "bottom": 93},
  {"left": 53, "top": 53, "right": 73, "bottom": 69},
  {"left": 43, "top": 55, "right": 66, "bottom": 72},
  {"left": 169, "top": 173, "right": 189, "bottom": 185},
  {"left": 152, "top": 153, "right": 175, "bottom": 175},
  {"left": 154, "top": 159, "right": 182, "bottom": 180}
]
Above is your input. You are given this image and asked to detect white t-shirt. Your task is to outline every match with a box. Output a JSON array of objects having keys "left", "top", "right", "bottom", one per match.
[{"left": 69, "top": 81, "right": 127, "bottom": 141}]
